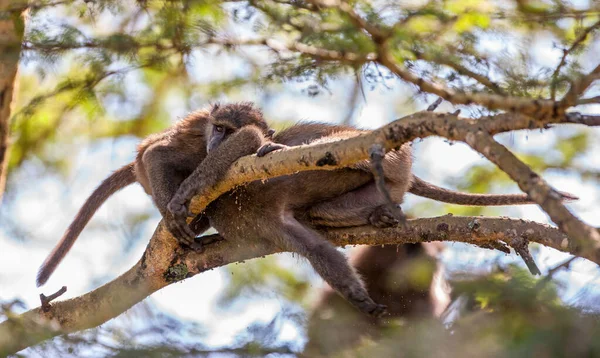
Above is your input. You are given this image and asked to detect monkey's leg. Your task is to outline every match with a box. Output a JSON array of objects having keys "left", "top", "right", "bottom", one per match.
[
  {"left": 280, "top": 217, "right": 386, "bottom": 317},
  {"left": 167, "top": 126, "right": 266, "bottom": 243},
  {"left": 307, "top": 183, "right": 405, "bottom": 228},
  {"left": 309, "top": 147, "right": 411, "bottom": 228},
  {"left": 369, "top": 144, "right": 406, "bottom": 226}
]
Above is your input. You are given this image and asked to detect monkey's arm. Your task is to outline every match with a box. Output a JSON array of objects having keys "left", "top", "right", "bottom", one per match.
[
  {"left": 142, "top": 147, "right": 189, "bottom": 217},
  {"left": 167, "top": 126, "right": 268, "bottom": 246},
  {"left": 142, "top": 146, "right": 201, "bottom": 242}
]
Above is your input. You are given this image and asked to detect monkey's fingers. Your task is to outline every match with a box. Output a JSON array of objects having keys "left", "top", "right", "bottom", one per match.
[
  {"left": 257, "top": 143, "right": 289, "bottom": 157},
  {"left": 167, "top": 199, "right": 191, "bottom": 219},
  {"left": 165, "top": 214, "right": 198, "bottom": 247},
  {"left": 188, "top": 240, "right": 204, "bottom": 252}
]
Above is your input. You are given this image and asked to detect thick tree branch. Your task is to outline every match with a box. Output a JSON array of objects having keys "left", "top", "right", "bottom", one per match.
[
  {"left": 0, "top": 216, "right": 582, "bottom": 356},
  {"left": 186, "top": 111, "right": 598, "bottom": 218}
]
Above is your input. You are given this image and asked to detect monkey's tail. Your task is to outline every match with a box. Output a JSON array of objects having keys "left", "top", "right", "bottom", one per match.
[
  {"left": 409, "top": 175, "right": 578, "bottom": 206},
  {"left": 36, "top": 162, "right": 137, "bottom": 287}
]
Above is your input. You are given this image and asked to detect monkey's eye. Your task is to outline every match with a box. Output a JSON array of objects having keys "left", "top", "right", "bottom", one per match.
[{"left": 215, "top": 125, "right": 224, "bottom": 133}]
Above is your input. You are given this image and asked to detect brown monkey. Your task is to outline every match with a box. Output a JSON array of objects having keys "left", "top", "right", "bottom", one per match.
[
  {"left": 38, "top": 102, "right": 575, "bottom": 287},
  {"left": 36, "top": 104, "right": 393, "bottom": 287},
  {"left": 256, "top": 123, "right": 578, "bottom": 229}
]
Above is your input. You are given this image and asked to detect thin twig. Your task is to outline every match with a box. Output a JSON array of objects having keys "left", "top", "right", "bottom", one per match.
[
  {"left": 551, "top": 19, "right": 600, "bottom": 99},
  {"left": 536, "top": 256, "right": 578, "bottom": 288},
  {"left": 561, "top": 63, "right": 600, "bottom": 107},
  {"left": 427, "top": 97, "right": 443, "bottom": 111},
  {"left": 40, "top": 286, "right": 67, "bottom": 312},
  {"left": 511, "top": 237, "right": 541, "bottom": 275}
]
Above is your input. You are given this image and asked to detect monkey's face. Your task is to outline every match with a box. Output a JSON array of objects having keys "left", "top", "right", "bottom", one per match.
[
  {"left": 206, "top": 121, "right": 235, "bottom": 152},
  {"left": 206, "top": 102, "right": 274, "bottom": 153}
]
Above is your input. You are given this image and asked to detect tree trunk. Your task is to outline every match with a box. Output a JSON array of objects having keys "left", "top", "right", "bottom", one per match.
[{"left": 0, "top": 2, "right": 25, "bottom": 204}]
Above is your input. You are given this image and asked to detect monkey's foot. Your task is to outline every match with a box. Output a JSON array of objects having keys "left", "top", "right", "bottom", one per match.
[
  {"left": 351, "top": 294, "right": 388, "bottom": 317},
  {"left": 369, "top": 204, "right": 406, "bottom": 228},
  {"left": 257, "top": 143, "right": 289, "bottom": 157}
]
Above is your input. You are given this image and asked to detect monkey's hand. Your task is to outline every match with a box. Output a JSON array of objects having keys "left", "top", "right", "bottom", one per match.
[
  {"left": 257, "top": 142, "right": 290, "bottom": 157},
  {"left": 165, "top": 200, "right": 201, "bottom": 251}
]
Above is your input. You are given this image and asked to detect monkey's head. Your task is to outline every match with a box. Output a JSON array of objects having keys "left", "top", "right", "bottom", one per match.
[{"left": 206, "top": 102, "right": 275, "bottom": 152}]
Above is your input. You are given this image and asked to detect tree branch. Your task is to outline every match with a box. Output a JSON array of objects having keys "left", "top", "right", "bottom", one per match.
[
  {"left": 0, "top": 216, "right": 583, "bottom": 356},
  {"left": 463, "top": 131, "right": 600, "bottom": 256},
  {"left": 550, "top": 19, "right": 600, "bottom": 99},
  {"left": 560, "top": 63, "right": 600, "bottom": 107}
]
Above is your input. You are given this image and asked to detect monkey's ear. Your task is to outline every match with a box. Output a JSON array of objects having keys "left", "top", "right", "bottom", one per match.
[{"left": 267, "top": 129, "right": 276, "bottom": 138}]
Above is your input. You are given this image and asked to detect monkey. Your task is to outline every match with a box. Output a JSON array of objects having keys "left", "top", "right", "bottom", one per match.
[
  {"left": 165, "top": 104, "right": 577, "bottom": 316},
  {"left": 37, "top": 102, "right": 576, "bottom": 288},
  {"left": 36, "top": 104, "right": 396, "bottom": 287}
]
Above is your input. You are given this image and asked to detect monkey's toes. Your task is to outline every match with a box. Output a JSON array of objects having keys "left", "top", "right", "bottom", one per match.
[
  {"left": 369, "top": 205, "right": 405, "bottom": 228},
  {"left": 370, "top": 304, "right": 388, "bottom": 318},
  {"left": 165, "top": 215, "right": 198, "bottom": 249},
  {"left": 354, "top": 297, "right": 387, "bottom": 317}
]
